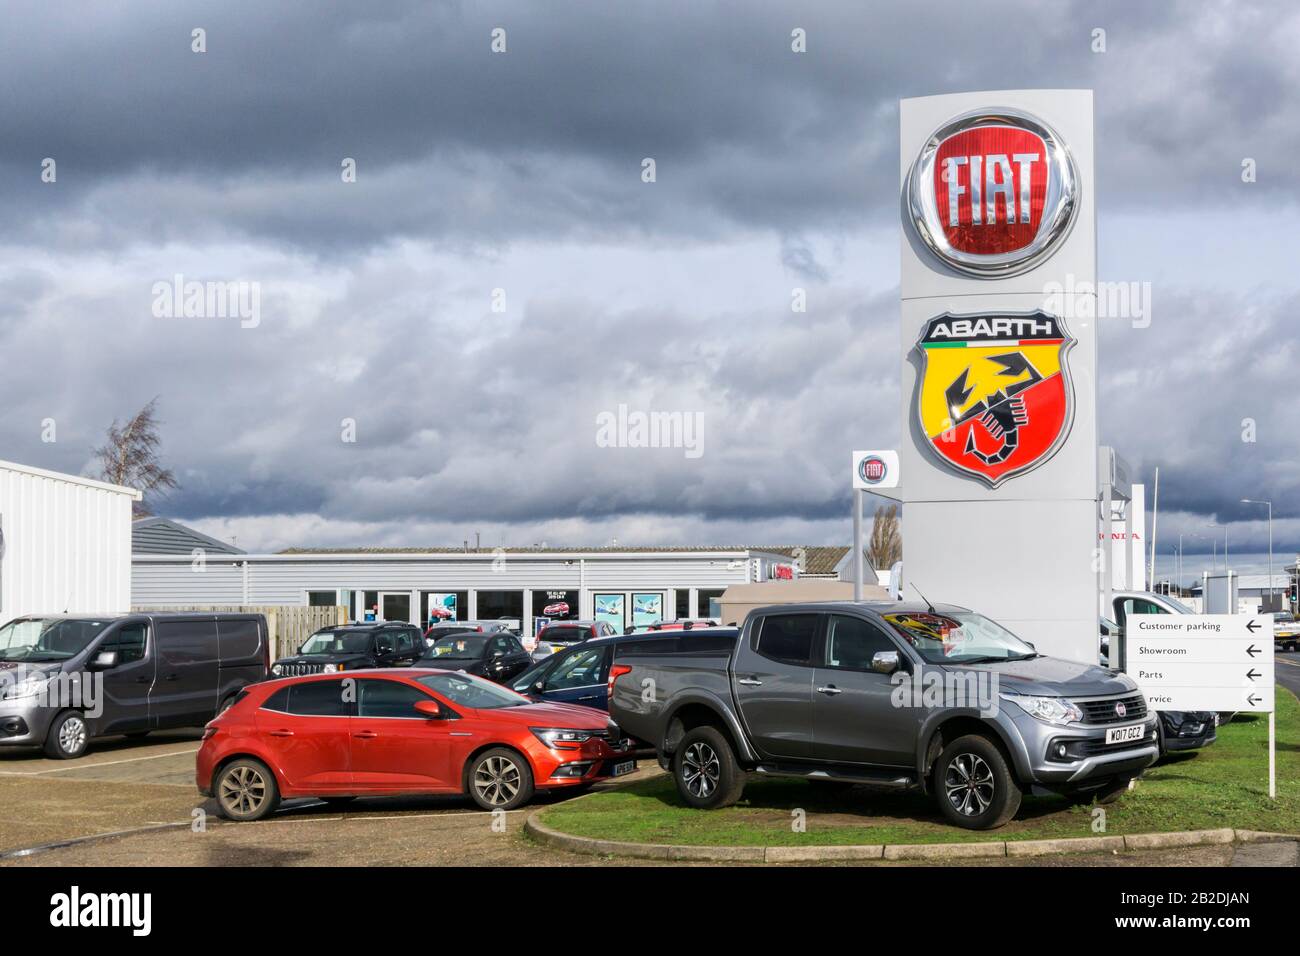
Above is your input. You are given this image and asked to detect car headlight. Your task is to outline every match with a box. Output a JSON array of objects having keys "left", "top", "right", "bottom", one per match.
[
  {"left": 270, "top": 664, "right": 283, "bottom": 676},
  {"left": 322, "top": 664, "right": 338, "bottom": 674},
  {"left": 531, "top": 728, "right": 597, "bottom": 748},
  {"left": 1, "top": 676, "right": 52, "bottom": 701},
  {"left": 1000, "top": 693, "right": 1083, "bottom": 726}
]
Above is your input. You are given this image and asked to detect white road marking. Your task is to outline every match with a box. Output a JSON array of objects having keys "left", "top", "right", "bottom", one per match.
[{"left": 0, "top": 747, "right": 199, "bottom": 776}]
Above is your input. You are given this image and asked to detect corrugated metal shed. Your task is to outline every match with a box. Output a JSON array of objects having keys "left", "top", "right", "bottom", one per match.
[{"left": 0, "top": 459, "right": 141, "bottom": 619}]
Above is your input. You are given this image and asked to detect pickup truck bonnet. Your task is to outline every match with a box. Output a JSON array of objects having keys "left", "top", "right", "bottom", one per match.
[{"left": 949, "top": 655, "right": 1137, "bottom": 698}]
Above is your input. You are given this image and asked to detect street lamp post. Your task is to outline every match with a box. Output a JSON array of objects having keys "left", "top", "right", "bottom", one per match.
[{"left": 1241, "top": 499, "right": 1273, "bottom": 611}]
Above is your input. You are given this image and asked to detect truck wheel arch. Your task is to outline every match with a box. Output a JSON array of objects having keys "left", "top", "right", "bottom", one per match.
[
  {"left": 661, "top": 698, "right": 754, "bottom": 764},
  {"left": 917, "top": 713, "right": 1029, "bottom": 793}
]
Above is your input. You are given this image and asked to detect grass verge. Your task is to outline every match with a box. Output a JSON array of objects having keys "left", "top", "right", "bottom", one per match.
[{"left": 539, "top": 689, "right": 1300, "bottom": 846}]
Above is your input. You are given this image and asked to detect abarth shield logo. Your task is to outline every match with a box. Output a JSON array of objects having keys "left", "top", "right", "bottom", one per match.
[{"left": 914, "top": 311, "right": 1075, "bottom": 488}]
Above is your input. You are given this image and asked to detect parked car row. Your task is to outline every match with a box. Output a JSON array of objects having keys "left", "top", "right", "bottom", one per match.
[{"left": 0, "top": 597, "right": 1236, "bottom": 832}]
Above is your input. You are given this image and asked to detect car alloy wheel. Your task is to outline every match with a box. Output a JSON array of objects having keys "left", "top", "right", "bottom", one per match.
[
  {"left": 473, "top": 755, "right": 521, "bottom": 807},
  {"left": 58, "top": 715, "right": 87, "bottom": 755},
  {"left": 681, "top": 741, "right": 721, "bottom": 799},
  {"left": 944, "top": 752, "right": 996, "bottom": 817},
  {"left": 219, "top": 765, "right": 269, "bottom": 817}
]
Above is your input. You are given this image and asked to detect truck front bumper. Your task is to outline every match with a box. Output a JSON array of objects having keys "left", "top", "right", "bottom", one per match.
[{"left": 1010, "top": 709, "right": 1160, "bottom": 792}]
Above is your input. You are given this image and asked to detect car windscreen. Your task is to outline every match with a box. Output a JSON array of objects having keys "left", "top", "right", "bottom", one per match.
[
  {"left": 882, "top": 611, "right": 1036, "bottom": 665},
  {"left": 1161, "top": 595, "right": 1195, "bottom": 614},
  {"left": 0, "top": 618, "right": 110, "bottom": 662},
  {"left": 298, "top": 630, "right": 372, "bottom": 656},
  {"left": 426, "top": 635, "right": 490, "bottom": 660},
  {"left": 417, "top": 673, "right": 528, "bottom": 709}
]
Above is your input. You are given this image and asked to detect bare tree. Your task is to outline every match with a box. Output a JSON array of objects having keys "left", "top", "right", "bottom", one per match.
[
  {"left": 95, "top": 398, "right": 178, "bottom": 515},
  {"left": 867, "top": 504, "right": 902, "bottom": 571}
]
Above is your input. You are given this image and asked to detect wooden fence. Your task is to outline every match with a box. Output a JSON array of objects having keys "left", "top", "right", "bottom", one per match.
[{"left": 130, "top": 605, "right": 348, "bottom": 660}]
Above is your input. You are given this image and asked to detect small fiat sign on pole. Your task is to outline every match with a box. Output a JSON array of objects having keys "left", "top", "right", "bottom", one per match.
[{"left": 850, "top": 451, "right": 899, "bottom": 601}]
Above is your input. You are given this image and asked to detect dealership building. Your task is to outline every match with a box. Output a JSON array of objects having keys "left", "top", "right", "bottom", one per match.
[{"left": 130, "top": 529, "right": 860, "bottom": 633}]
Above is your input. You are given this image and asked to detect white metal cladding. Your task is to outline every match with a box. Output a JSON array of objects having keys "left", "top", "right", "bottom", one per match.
[
  {"left": 132, "top": 552, "right": 758, "bottom": 607},
  {"left": 0, "top": 460, "right": 140, "bottom": 620}
]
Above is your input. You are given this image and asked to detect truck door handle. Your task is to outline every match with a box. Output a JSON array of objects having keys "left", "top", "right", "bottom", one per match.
[
  {"left": 353, "top": 731, "right": 378, "bottom": 739},
  {"left": 737, "top": 678, "right": 763, "bottom": 686},
  {"left": 134, "top": 676, "right": 151, "bottom": 684},
  {"left": 816, "top": 685, "right": 843, "bottom": 696},
  {"left": 163, "top": 674, "right": 179, "bottom": 681},
  {"left": 269, "top": 729, "right": 294, "bottom": 737}
]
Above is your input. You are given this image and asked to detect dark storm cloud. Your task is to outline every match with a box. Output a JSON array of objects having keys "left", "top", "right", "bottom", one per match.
[
  {"left": 2, "top": 0, "right": 1299, "bottom": 551},
  {"left": 2, "top": 0, "right": 1296, "bottom": 253}
]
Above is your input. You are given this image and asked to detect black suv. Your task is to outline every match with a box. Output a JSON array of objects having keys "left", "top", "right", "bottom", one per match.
[{"left": 271, "top": 623, "right": 425, "bottom": 676}]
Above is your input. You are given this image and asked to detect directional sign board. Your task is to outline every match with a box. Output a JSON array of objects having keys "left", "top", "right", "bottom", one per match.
[{"left": 1126, "top": 615, "right": 1274, "bottom": 713}]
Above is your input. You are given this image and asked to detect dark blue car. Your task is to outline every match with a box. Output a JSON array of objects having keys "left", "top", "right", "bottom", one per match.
[{"left": 510, "top": 629, "right": 739, "bottom": 711}]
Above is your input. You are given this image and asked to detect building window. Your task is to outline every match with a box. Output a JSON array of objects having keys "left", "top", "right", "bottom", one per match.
[
  {"left": 675, "top": 589, "right": 691, "bottom": 620},
  {"left": 477, "top": 590, "right": 523, "bottom": 623},
  {"left": 532, "top": 590, "right": 579, "bottom": 623},
  {"left": 307, "top": 590, "right": 338, "bottom": 607},
  {"left": 697, "top": 589, "right": 726, "bottom": 620},
  {"left": 421, "top": 591, "right": 469, "bottom": 625}
]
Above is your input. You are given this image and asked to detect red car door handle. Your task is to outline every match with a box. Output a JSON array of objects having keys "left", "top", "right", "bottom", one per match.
[
  {"left": 353, "top": 731, "right": 378, "bottom": 739},
  {"left": 269, "top": 729, "right": 294, "bottom": 737}
]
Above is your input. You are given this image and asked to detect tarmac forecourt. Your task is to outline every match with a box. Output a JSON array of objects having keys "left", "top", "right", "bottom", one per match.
[{"left": 533, "top": 689, "right": 1300, "bottom": 853}]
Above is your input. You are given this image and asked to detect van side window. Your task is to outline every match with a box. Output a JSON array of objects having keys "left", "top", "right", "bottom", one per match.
[
  {"left": 394, "top": 629, "right": 414, "bottom": 654},
  {"left": 103, "top": 623, "right": 148, "bottom": 664},
  {"left": 824, "top": 616, "right": 897, "bottom": 671},
  {"left": 754, "top": 614, "right": 819, "bottom": 667}
]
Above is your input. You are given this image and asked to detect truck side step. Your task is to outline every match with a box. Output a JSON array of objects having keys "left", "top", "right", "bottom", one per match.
[{"left": 753, "top": 764, "right": 916, "bottom": 789}]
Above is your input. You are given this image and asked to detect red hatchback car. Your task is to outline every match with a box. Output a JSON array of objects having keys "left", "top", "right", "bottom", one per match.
[{"left": 197, "top": 669, "right": 635, "bottom": 821}]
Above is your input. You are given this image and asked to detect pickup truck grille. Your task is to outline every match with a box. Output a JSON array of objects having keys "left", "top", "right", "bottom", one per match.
[
  {"left": 1078, "top": 693, "right": 1147, "bottom": 725},
  {"left": 278, "top": 662, "right": 326, "bottom": 676}
]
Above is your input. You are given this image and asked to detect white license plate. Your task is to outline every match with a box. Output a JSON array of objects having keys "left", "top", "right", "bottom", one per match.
[
  {"left": 611, "top": 760, "right": 636, "bottom": 777},
  {"left": 1105, "top": 723, "right": 1145, "bottom": 745}
]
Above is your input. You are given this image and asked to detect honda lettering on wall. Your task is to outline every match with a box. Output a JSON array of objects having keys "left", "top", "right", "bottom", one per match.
[
  {"left": 913, "top": 311, "right": 1075, "bottom": 488},
  {"left": 906, "top": 108, "right": 1078, "bottom": 277}
]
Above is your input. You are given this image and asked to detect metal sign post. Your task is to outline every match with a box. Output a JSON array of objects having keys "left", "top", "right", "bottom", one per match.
[
  {"left": 1128, "top": 613, "right": 1276, "bottom": 798},
  {"left": 851, "top": 450, "right": 901, "bottom": 603}
]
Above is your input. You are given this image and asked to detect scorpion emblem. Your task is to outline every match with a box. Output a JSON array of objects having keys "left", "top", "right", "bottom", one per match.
[{"left": 945, "top": 353, "right": 1043, "bottom": 465}]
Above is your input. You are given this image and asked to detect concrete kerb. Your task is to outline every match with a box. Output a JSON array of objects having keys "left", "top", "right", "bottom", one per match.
[{"left": 524, "top": 812, "right": 1298, "bottom": 863}]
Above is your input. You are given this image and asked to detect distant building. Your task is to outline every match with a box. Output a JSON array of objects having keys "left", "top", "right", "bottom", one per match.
[{"left": 132, "top": 517, "right": 244, "bottom": 556}]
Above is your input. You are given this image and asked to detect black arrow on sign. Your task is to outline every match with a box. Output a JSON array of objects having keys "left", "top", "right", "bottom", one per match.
[
  {"left": 1246, "top": 668, "right": 1261, "bottom": 682},
  {"left": 1246, "top": 644, "right": 1262, "bottom": 658},
  {"left": 1247, "top": 693, "right": 1262, "bottom": 706},
  {"left": 1246, "top": 619, "right": 1261, "bottom": 633}
]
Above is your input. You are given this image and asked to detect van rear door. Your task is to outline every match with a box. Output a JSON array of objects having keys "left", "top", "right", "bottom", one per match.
[
  {"left": 151, "top": 617, "right": 220, "bottom": 728},
  {"left": 217, "top": 616, "right": 269, "bottom": 701}
]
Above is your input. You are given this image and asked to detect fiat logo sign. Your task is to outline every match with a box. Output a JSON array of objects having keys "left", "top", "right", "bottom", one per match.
[
  {"left": 1115, "top": 701, "right": 1127, "bottom": 718},
  {"left": 859, "top": 456, "right": 887, "bottom": 484},
  {"left": 906, "top": 108, "right": 1078, "bottom": 277}
]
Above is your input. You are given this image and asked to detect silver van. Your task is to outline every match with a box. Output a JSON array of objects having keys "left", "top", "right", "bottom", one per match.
[{"left": 0, "top": 613, "right": 269, "bottom": 759}]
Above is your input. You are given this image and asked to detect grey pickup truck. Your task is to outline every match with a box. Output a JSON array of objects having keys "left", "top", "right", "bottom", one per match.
[{"left": 609, "top": 602, "right": 1159, "bottom": 829}]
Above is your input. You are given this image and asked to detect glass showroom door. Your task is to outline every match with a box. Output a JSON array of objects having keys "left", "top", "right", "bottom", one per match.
[{"left": 380, "top": 592, "right": 412, "bottom": 623}]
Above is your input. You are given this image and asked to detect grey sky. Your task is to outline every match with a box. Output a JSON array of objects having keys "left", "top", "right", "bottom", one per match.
[{"left": 1, "top": 0, "right": 1296, "bottom": 564}]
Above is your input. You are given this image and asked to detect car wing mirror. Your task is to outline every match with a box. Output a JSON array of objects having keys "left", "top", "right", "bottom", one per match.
[
  {"left": 88, "top": 649, "right": 119, "bottom": 671},
  {"left": 532, "top": 681, "right": 545, "bottom": 694},
  {"left": 871, "top": 650, "right": 900, "bottom": 675},
  {"left": 413, "top": 700, "right": 443, "bottom": 719}
]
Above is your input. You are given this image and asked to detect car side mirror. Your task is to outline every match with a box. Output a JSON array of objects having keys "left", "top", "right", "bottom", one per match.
[
  {"left": 88, "top": 650, "right": 119, "bottom": 671},
  {"left": 532, "top": 681, "right": 545, "bottom": 695},
  {"left": 871, "top": 650, "right": 900, "bottom": 675},
  {"left": 413, "top": 700, "right": 443, "bottom": 719},
  {"left": 297, "top": 644, "right": 305, "bottom": 655}
]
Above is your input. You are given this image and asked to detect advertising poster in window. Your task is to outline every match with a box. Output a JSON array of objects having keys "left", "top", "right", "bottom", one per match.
[
  {"left": 594, "top": 593, "right": 625, "bottom": 632},
  {"left": 631, "top": 592, "right": 663, "bottom": 628},
  {"left": 427, "top": 593, "right": 458, "bottom": 622},
  {"left": 532, "top": 589, "right": 577, "bottom": 621}
]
